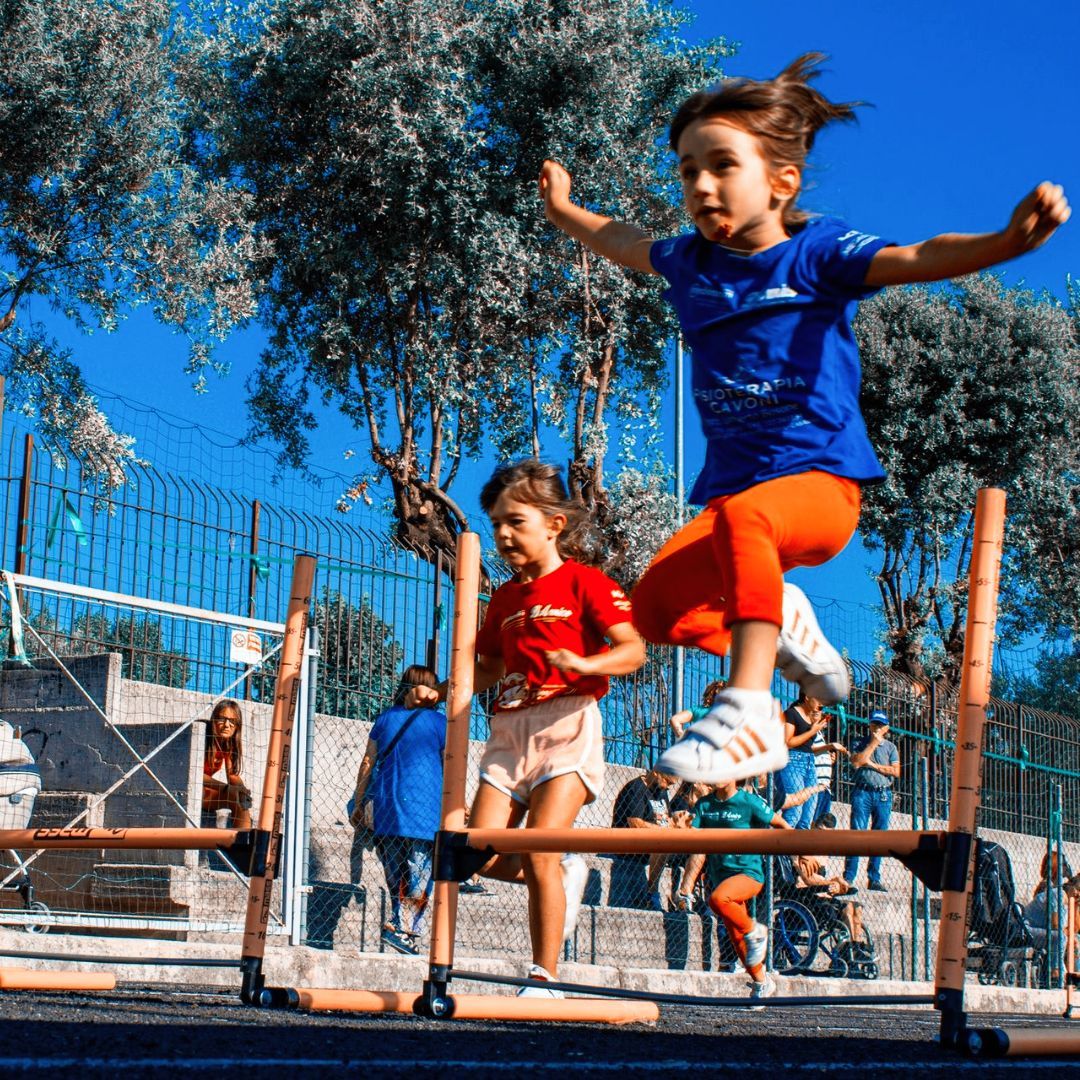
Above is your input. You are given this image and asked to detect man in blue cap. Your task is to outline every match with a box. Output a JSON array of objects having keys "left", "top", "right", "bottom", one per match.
[{"left": 843, "top": 710, "right": 900, "bottom": 891}]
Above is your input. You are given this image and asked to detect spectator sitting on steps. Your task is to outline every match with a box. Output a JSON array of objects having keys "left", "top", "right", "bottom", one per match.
[
  {"left": 610, "top": 767, "right": 683, "bottom": 910},
  {"left": 202, "top": 699, "right": 252, "bottom": 830}
]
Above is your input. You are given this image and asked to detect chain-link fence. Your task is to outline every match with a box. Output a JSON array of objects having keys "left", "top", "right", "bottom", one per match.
[
  {"left": 2, "top": 404, "right": 1078, "bottom": 988},
  {"left": 302, "top": 655, "right": 1080, "bottom": 990},
  {"left": 0, "top": 574, "right": 304, "bottom": 940}
]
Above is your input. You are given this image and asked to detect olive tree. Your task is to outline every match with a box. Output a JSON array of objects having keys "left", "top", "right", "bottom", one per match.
[
  {"left": 855, "top": 273, "right": 1080, "bottom": 682},
  {"left": 0, "top": 0, "right": 261, "bottom": 494},
  {"left": 198, "top": 0, "right": 725, "bottom": 563}
]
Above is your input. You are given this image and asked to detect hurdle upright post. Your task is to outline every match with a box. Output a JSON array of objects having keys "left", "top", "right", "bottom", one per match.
[
  {"left": 422, "top": 531, "right": 480, "bottom": 1016},
  {"left": 239, "top": 553, "right": 316, "bottom": 1005},
  {"left": 933, "top": 488, "right": 1004, "bottom": 1047}
]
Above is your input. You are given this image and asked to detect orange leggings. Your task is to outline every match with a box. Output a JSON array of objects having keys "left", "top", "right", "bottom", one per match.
[
  {"left": 632, "top": 471, "right": 860, "bottom": 655},
  {"left": 709, "top": 872, "right": 765, "bottom": 976}
]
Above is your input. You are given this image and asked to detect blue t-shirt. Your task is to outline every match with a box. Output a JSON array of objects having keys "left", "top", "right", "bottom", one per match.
[
  {"left": 367, "top": 705, "right": 447, "bottom": 841},
  {"left": 650, "top": 217, "right": 892, "bottom": 502},
  {"left": 692, "top": 787, "right": 776, "bottom": 885}
]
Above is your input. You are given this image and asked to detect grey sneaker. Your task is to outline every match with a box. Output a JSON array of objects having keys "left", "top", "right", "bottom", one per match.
[
  {"left": 748, "top": 976, "right": 777, "bottom": 1009},
  {"left": 776, "top": 583, "right": 850, "bottom": 704}
]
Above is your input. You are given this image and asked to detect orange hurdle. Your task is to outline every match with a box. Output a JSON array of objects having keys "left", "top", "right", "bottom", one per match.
[
  {"left": 239, "top": 554, "right": 316, "bottom": 1006},
  {"left": 0, "top": 967, "right": 116, "bottom": 991},
  {"left": 967, "top": 1027, "right": 1080, "bottom": 1058},
  {"left": 0, "top": 827, "right": 239, "bottom": 850},
  {"left": 292, "top": 988, "right": 657, "bottom": 1025}
]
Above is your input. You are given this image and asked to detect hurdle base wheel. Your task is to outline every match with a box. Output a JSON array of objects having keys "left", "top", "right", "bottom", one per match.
[{"left": 23, "top": 900, "right": 50, "bottom": 935}]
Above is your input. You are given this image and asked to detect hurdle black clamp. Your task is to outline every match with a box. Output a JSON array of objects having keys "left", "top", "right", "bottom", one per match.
[
  {"left": 935, "top": 987, "right": 967, "bottom": 1049},
  {"left": 239, "top": 958, "right": 266, "bottom": 1005},
  {"left": 226, "top": 828, "right": 278, "bottom": 878},
  {"left": 941, "top": 832, "right": 975, "bottom": 893},
  {"left": 897, "top": 832, "right": 950, "bottom": 891},
  {"left": 416, "top": 970, "right": 455, "bottom": 1020},
  {"left": 433, "top": 829, "right": 497, "bottom": 884}
]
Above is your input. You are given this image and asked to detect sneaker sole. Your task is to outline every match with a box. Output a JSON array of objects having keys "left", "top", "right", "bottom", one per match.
[
  {"left": 778, "top": 587, "right": 850, "bottom": 704},
  {"left": 655, "top": 740, "right": 789, "bottom": 785}
]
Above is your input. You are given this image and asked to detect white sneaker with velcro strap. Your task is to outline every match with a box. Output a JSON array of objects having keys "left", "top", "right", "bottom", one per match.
[
  {"left": 775, "top": 582, "right": 850, "bottom": 704},
  {"left": 654, "top": 690, "right": 787, "bottom": 784}
]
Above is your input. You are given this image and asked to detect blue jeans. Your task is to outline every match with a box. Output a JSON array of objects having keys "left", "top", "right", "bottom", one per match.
[
  {"left": 778, "top": 751, "right": 819, "bottom": 828},
  {"left": 375, "top": 836, "right": 434, "bottom": 935},
  {"left": 844, "top": 787, "right": 893, "bottom": 884}
]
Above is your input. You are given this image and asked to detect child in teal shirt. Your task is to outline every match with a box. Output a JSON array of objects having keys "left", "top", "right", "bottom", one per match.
[{"left": 692, "top": 780, "right": 790, "bottom": 1003}]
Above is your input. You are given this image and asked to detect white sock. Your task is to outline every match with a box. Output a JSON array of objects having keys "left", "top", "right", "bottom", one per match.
[{"left": 710, "top": 687, "right": 773, "bottom": 714}]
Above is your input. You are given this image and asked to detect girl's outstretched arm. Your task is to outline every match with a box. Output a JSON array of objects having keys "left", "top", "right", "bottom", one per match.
[
  {"left": 539, "top": 160, "right": 658, "bottom": 275},
  {"left": 864, "top": 181, "right": 1070, "bottom": 287},
  {"left": 544, "top": 621, "right": 646, "bottom": 677}
]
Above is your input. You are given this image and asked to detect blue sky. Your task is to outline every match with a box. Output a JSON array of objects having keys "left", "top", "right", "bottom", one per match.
[{"left": 31, "top": 0, "right": 1080, "bottom": 656}]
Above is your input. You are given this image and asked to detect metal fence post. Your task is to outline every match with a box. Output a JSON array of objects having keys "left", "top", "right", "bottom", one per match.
[
  {"left": 1051, "top": 783, "right": 1064, "bottom": 989},
  {"left": 910, "top": 749, "right": 920, "bottom": 981},
  {"left": 9, "top": 433, "right": 33, "bottom": 658},
  {"left": 1018, "top": 705, "right": 1026, "bottom": 836},
  {"left": 296, "top": 625, "right": 320, "bottom": 947},
  {"left": 920, "top": 755, "right": 931, "bottom": 979}
]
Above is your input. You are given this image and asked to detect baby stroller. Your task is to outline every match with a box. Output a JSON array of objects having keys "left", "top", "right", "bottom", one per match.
[
  {"left": 0, "top": 720, "right": 51, "bottom": 933},
  {"left": 969, "top": 840, "right": 1043, "bottom": 987}
]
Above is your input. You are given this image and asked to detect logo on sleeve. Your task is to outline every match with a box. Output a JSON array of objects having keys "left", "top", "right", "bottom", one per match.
[{"left": 837, "top": 230, "right": 880, "bottom": 257}]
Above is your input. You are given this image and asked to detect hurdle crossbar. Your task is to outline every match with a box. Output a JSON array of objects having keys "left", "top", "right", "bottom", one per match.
[
  {"left": 967, "top": 1027, "right": 1080, "bottom": 1058},
  {"left": 0, "top": 967, "right": 116, "bottom": 991},
  {"left": 0, "top": 949, "right": 240, "bottom": 968},
  {"left": 456, "top": 827, "right": 945, "bottom": 858},
  {"left": 283, "top": 988, "right": 658, "bottom": 1025},
  {"left": 450, "top": 968, "right": 934, "bottom": 1010},
  {"left": 0, "top": 827, "right": 240, "bottom": 850}
]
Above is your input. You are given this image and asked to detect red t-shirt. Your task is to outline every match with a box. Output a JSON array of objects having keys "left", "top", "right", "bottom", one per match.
[{"left": 476, "top": 559, "right": 633, "bottom": 712}]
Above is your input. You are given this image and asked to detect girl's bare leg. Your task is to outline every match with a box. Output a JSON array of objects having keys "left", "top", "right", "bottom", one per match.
[
  {"left": 728, "top": 620, "right": 780, "bottom": 690},
  {"left": 468, "top": 781, "right": 528, "bottom": 881},
  {"left": 522, "top": 772, "right": 589, "bottom": 975}
]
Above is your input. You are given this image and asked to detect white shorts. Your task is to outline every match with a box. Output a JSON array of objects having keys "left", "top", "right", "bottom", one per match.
[{"left": 478, "top": 695, "right": 605, "bottom": 806}]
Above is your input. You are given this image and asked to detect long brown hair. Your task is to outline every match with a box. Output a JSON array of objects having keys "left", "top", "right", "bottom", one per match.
[
  {"left": 205, "top": 698, "right": 244, "bottom": 769},
  {"left": 479, "top": 459, "right": 592, "bottom": 563},
  {"left": 669, "top": 53, "right": 864, "bottom": 229}
]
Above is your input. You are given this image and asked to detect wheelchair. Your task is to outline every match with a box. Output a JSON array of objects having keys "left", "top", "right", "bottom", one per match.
[{"left": 771, "top": 856, "right": 879, "bottom": 979}]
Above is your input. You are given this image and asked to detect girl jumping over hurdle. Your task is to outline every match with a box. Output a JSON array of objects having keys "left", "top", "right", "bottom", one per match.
[
  {"left": 410, "top": 460, "right": 645, "bottom": 996},
  {"left": 539, "top": 52, "right": 1069, "bottom": 786}
]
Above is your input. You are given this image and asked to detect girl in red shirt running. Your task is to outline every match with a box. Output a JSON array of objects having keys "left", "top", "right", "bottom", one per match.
[{"left": 411, "top": 460, "right": 645, "bottom": 996}]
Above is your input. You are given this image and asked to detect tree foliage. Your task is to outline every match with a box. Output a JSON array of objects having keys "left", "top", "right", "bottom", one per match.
[
  {"left": 855, "top": 274, "right": 1080, "bottom": 683},
  {"left": 311, "top": 589, "right": 404, "bottom": 722},
  {"left": 0, "top": 0, "right": 262, "bottom": 496},
  {"left": 71, "top": 611, "right": 192, "bottom": 688},
  {"left": 995, "top": 647, "right": 1080, "bottom": 722},
  {"left": 196, "top": 0, "right": 726, "bottom": 558}
]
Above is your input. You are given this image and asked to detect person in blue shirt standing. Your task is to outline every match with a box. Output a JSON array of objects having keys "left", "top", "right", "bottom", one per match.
[
  {"left": 843, "top": 710, "right": 900, "bottom": 892},
  {"left": 350, "top": 664, "right": 446, "bottom": 955}
]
